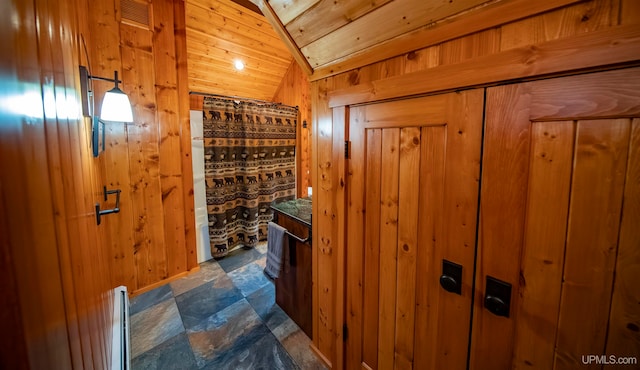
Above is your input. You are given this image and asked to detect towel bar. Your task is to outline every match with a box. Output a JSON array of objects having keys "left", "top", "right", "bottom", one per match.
[{"left": 285, "top": 230, "right": 309, "bottom": 243}]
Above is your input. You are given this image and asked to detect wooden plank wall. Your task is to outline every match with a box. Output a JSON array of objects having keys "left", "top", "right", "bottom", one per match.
[
  {"left": 0, "top": 0, "right": 114, "bottom": 368},
  {"left": 88, "top": 0, "right": 197, "bottom": 294},
  {"left": 310, "top": 0, "right": 640, "bottom": 367},
  {"left": 272, "top": 60, "right": 312, "bottom": 198}
]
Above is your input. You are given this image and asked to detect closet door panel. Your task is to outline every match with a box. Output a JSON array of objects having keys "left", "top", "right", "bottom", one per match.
[
  {"left": 605, "top": 119, "right": 640, "bottom": 365},
  {"left": 515, "top": 121, "right": 574, "bottom": 368},
  {"left": 346, "top": 89, "right": 484, "bottom": 370},
  {"left": 473, "top": 68, "right": 640, "bottom": 370}
]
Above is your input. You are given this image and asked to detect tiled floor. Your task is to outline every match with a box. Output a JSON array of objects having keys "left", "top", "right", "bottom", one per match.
[{"left": 130, "top": 242, "right": 327, "bottom": 370}]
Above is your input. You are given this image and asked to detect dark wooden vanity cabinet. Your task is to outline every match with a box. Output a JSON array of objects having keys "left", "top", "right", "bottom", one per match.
[{"left": 271, "top": 198, "right": 313, "bottom": 338}]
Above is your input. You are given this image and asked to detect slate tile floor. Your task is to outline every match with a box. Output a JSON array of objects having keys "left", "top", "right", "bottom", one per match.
[{"left": 130, "top": 242, "right": 327, "bottom": 370}]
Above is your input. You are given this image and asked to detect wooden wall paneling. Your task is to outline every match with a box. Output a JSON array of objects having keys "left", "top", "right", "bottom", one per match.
[
  {"left": 310, "top": 0, "right": 583, "bottom": 80},
  {"left": 41, "top": 0, "right": 87, "bottom": 366},
  {"left": 403, "top": 46, "right": 440, "bottom": 74},
  {"left": 6, "top": 0, "right": 73, "bottom": 365},
  {"left": 328, "top": 25, "right": 640, "bottom": 107},
  {"left": 76, "top": 0, "right": 114, "bottom": 342},
  {"left": 89, "top": 0, "right": 138, "bottom": 290},
  {"left": 413, "top": 125, "right": 446, "bottom": 370},
  {"left": 605, "top": 119, "right": 640, "bottom": 363},
  {"left": 621, "top": 0, "right": 640, "bottom": 25},
  {"left": 437, "top": 90, "right": 484, "bottom": 370},
  {"left": 54, "top": 0, "right": 115, "bottom": 366},
  {"left": 310, "top": 80, "right": 321, "bottom": 362},
  {"left": 0, "top": 183, "right": 29, "bottom": 369},
  {"left": 499, "top": 0, "right": 619, "bottom": 50},
  {"left": 0, "top": 0, "right": 134, "bottom": 367},
  {"left": 31, "top": 0, "right": 78, "bottom": 368},
  {"left": 104, "top": 94, "right": 137, "bottom": 292},
  {"left": 296, "top": 109, "right": 304, "bottom": 197},
  {"left": 312, "top": 78, "right": 337, "bottom": 366},
  {"left": 72, "top": 0, "right": 114, "bottom": 367},
  {"left": 312, "top": 2, "right": 640, "bottom": 368},
  {"left": 57, "top": 0, "right": 114, "bottom": 366},
  {"left": 439, "top": 28, "right": 501, "bottom": 66},
  {"left": 332, "top": 106, "right": 347, "bottom": 370},
  {"left": 153, "top": 0, "right": 189, "bottom": 283},
  {"left": 358, "top": 95, "right": 449, "bottom": 127},
  {"left": 174, "top": 0, "right": 198, "bottom": 272},
  {"left": 359, "top": 55, "right": 406, "bottom": 86},
  {"left": 362, "top": 120, "right": 381, "bottom": 369},
  {"left": 554, "top": 119, "right": 629, "bottom": 368},
  {"left": 394, "top": 127, "right": 421, "bottom": 369},
  {"left": 0, "top": 0, "right": 114, "bottom": 367},
  {"left": 377, "top": 128, "right": 400, "bottom": 370},
  {"left": 471, "top": 83, "right": 532, "bottom": 370},
  {"left": 512, "top": 121, "right": 574, "bottom": 369},
  {"left": 120, "top": 23, "right": 169, "bottom": 289},
  {"left": 272, "top": 60, "right": 312, "bottom": 197},
  {"left": 189, "top": 94, "right": 205, "bottom": 111}
]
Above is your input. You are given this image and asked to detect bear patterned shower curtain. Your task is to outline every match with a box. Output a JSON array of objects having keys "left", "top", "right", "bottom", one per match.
[{"left": 202, "top": 96, "right": 297, "bottom": 258}]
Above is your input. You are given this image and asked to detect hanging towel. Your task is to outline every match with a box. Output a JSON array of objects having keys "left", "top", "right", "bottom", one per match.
[{"left": 265, "top": 221, "right": 288, "bottom": 279}]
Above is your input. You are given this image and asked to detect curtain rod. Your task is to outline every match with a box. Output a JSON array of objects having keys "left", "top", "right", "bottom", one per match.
[{"left": 189, "top": 91, "right": 298, "bottom": 109}]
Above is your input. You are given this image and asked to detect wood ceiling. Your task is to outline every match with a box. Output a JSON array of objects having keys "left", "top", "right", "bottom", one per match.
[
  {"left": 184, "top": 0, "right": 569, "bottom": 98},
  {"left": 252, "top": 0, "right": 550, "bottom": 80},
  {"left": 185, "top": 0, "right": 294, "bottom": 101}
]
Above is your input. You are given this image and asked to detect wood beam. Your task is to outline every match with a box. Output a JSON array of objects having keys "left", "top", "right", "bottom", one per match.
[{"left": 252, "top": 0, "right": 313, "bottom": 76}]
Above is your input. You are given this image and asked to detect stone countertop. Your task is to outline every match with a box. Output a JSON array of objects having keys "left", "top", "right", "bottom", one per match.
[{"left": 271, "top": 197, "right": 312, "bottom": 227}]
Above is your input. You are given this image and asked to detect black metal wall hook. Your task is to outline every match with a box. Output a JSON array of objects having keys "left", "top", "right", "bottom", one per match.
[{"left": 96, "top": 186, "right": 121, "bottom": 225}]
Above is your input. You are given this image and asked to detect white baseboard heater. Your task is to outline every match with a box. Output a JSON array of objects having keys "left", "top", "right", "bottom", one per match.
[{"left": 111, "top": 286, "right": 131, "bottom": 370}]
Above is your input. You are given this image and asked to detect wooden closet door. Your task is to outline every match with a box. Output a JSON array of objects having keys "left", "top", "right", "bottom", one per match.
[
  {"left": 472, "top": 67, "right": 640, "bottom": 370},
  {"left": 345, "top": 90, "right": 484, "bottom": 370}
]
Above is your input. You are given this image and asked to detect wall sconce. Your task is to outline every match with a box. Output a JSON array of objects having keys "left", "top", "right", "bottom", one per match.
[{"left": 79, "top": 65, "right": 134, "bottom": 157}]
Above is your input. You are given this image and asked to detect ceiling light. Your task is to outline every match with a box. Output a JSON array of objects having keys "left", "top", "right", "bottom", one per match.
[{"left": 234, "top": 60, "right": 245, "bottom": 71}]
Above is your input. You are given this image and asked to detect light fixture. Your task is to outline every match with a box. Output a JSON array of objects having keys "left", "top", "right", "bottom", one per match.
[
  {"left": 79, "top": 66, "right": 134, "bottom": 157},
  {"left": 234, "top": 59, "right": 245, "bottom": 71},
  {"left": 100, "top": 71, "right": 133, "bottom": 122}
]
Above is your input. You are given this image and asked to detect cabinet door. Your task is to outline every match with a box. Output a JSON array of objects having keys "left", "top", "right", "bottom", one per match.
[
  {"left": 345, "top": 90, "right": 484, "bottom": 370},
  {"left": 473, "top": 67, "right": 640, "bottom": 369}
]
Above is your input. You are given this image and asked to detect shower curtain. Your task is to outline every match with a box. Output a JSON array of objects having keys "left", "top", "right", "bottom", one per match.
[{"left": 202, "top": 96, "right": 297, "bottom": 258}]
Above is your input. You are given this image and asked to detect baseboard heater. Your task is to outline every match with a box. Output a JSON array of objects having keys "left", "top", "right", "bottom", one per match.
[{"left": 111, "top": 286, "right": 131, "bottom": 370}]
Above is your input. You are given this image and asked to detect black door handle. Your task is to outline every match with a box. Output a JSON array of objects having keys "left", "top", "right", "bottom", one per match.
[
  {"left": 439, "top": 259, "right": 462, "bottom": 295},
  {"left": 484, "top": 295, "right": 508, "bottom": 317},
  {"left": 439, "top": 275, "right": 458, "bottom": 293},
  {"left": 484, "top": 276, "right": 512, "bottom": 317}
]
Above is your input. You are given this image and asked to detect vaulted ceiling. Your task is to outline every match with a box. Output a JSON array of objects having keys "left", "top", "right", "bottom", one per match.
[
  {"left": 185, "top": 0, "right": 541, "bottom": 99},
  {"left": 252, "top": 0, "right": 526, "bottom": 79},
  {"left": 185, "top": 0, "right": 294, "bottom": 101}
]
